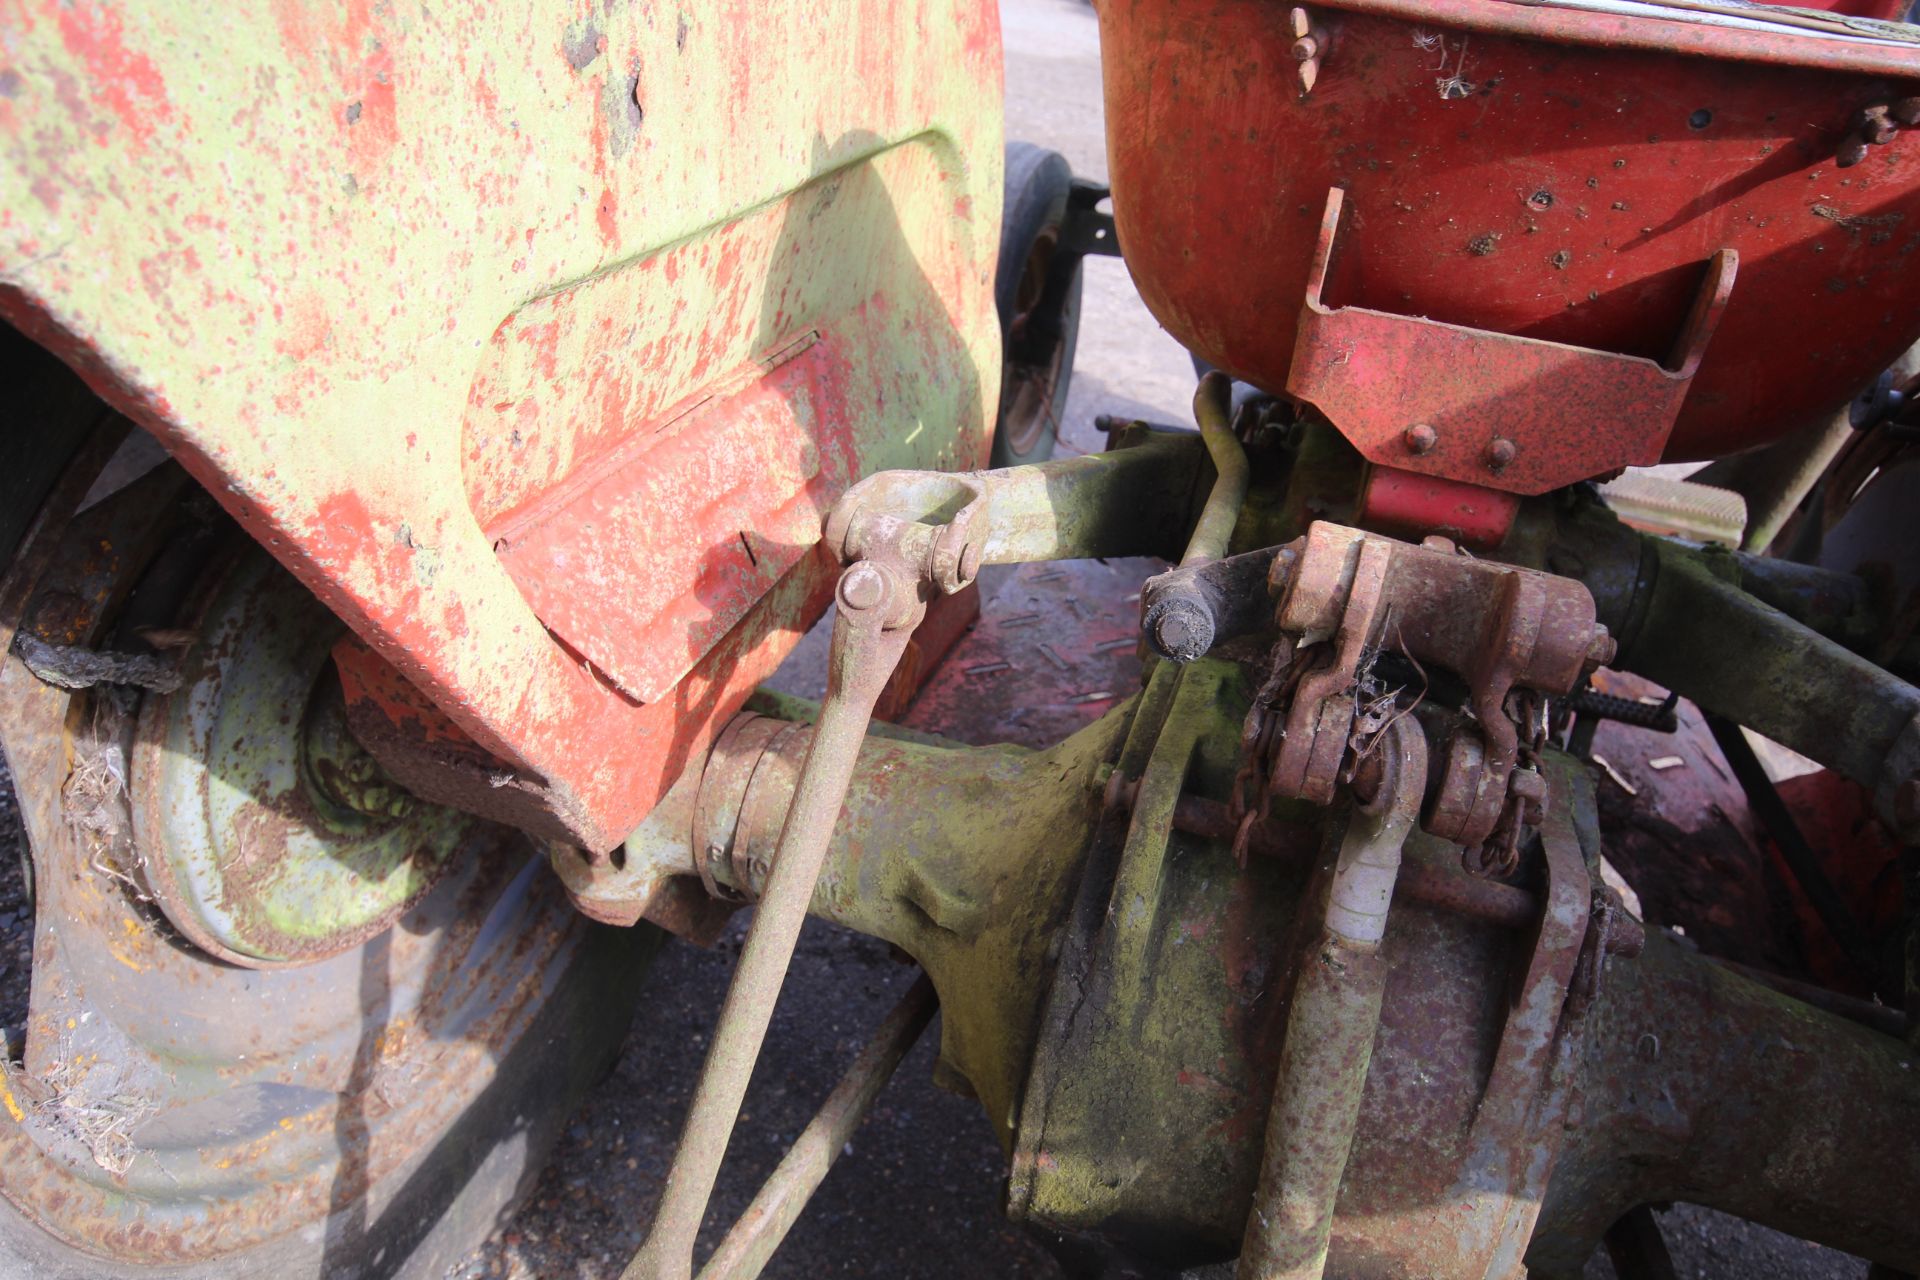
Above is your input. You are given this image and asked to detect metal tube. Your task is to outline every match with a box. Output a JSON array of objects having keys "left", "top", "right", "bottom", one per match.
[
  {"left": 1617, "top": 536, "right": 1920, "bottom": 795},
  {"left": 1712, "top": 957, "right": 1907, "bottom": 1040},
  {"left": 627, "top": 563, "right": 917, "bottom": 1280},
  {"left": 1182, "top": 370, "right": 1251, "bottom": 566},
  {"left": 1237, "top": 720, "right": 1425, "bottom": 1280},
  {"left": 696, "top": 975, "right": 938, "bottom": 1280}
]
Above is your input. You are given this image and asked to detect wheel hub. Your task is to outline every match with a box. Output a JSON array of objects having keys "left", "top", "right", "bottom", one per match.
[{"left": 131, "top": 549, "right": 471, "bottom": 968}]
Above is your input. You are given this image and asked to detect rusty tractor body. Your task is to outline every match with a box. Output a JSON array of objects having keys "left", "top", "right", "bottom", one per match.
[{"left": 4, "top": 0, "right": 1920, "bottom": 1278}]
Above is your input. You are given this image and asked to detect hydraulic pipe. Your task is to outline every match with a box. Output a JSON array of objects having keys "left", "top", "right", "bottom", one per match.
[{"left": 1182, "top": 370, "right": 1251, "bottom": 566}]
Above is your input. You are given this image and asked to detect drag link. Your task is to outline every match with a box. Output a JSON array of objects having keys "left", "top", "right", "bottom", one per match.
[{"left": 626, "top": 560, "right": 924, "bottom": 1280}]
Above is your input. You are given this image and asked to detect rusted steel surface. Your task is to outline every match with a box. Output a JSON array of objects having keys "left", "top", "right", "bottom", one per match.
[
  {"left": 1105, "top": 772, "right": 1561, "bottom": 937},
  {"left": 0, "top": 0, "right": 1006, "bottom": 853},
  {"left": 696, "top": 974, "right": 937, "bottom": 1280},
  {"left": 1263, "top": 521, "right": 1610, "bottom": 845},
  {"left": 873, "top": 579, "right": 980, "bottom": 722},
  {"left": 1098, "top": 0, "right": 1920, "bottom": 472},
  {"left": 696, "top": 705, "right": 1131, "bottom": 1148},
  {"left": 1290, "top": 189, "right": 1737, "bottom": 496},
  {"left": 1141, "top": 545, "right": 1289, "bottom": 663},
  {"left": 542, "top": 582, "right": 980, "bottom": 935},
  {"left": 1714, "top": 957, "right": 1908, "bottom": 1038},
  {"left": 999, "top": 685, "right": 1920, "bottom": 1274},
  {"left": 1009, "top": 658, "right": 1289, "bottom": 1252},
  {"left": 1530, "top": 932, "right": 1920, "bottom": 1276},
  {"left": 638, "top": 490, "right": 1915, "bottom": 1277},
  {"left": 895, "top": 558, "right": 1157, "bottom": 749},
  {"left": 1600, "top": 531, "right": 1920, "bottom": 841},
  {"left": 824, "top": 426, "right": 1210, "bottom": 581},
  {"left": 1443, "top": 756, "right": 1594, "bottom": 1276},
  {"left": 133, "top": 547, "right": 477, "bottom": 967}
]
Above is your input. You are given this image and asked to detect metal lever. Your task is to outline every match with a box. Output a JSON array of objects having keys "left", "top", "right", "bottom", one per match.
[
  {"left": 626, "top": 559, "right": 924, "bottom": 1280},
  {"left": 1237, "top": 716, "right": 1426, "bottom": 1280}
]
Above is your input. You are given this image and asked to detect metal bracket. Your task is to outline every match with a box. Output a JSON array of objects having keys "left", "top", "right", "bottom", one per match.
[
  {"left": 1059, "top": 178, "right": 1121, "bottom": 261},
  {"left": 1288, "top": 187, "right": 1738, "bottom": 496}
]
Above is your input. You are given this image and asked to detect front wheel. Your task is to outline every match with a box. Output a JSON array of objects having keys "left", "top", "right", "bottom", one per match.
[{"left": 992, "top": 141, "right": 1086, "bottom": 468}]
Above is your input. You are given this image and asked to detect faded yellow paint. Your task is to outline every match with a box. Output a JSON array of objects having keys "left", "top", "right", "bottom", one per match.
[{"left": 0, "top": 0, "right": 1006, "bottom": 849}]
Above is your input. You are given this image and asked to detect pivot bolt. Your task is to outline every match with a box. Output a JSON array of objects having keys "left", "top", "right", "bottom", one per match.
[
  {"left": 838, "top": 563, "right": 889, "bottom": 612},
  {"left": 1404, "top": 423, "right": 1438, "bottom": 455},
  {"left": 1143, "top": 596, "right": 1215, "bottom": 664},
  {"left": 1486, "top": 437, "right": 1516, "bottom": 472}
]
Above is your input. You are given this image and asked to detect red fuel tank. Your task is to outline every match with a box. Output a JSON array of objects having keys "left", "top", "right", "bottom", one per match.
[{"left": 1098, "top": 0, "right": 1920, "bottom": 481}]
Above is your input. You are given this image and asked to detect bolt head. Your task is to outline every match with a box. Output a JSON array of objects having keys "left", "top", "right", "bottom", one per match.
[
  {"left": 838, "top": 563, "right": 889, "bottom": 613},
  {"left": 1486, "top": 437, "right": 1516, "bottom": 472},
  {"left": 1404, "top": 423, "right": 1438, "bottom": 456},
  {"left": 1144, "top": 597, "right": 1214, "bottom": 663},
  {"left": 1290, "top": 35, "right": 1319, "bottom": 62}
]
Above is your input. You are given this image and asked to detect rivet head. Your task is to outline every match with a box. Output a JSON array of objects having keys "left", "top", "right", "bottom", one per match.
[
  {"left": 1486, "top": 437, "right": 1516, "bottom": 472},
  {"left": 838, "top": 563, "right": 888, "bottom": 612},
  {"left": 1404, "top": 423, "right": 1438, "bottom": 455}
]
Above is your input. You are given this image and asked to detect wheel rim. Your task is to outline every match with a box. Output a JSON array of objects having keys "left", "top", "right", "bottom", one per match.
[{"left": 1001, "top": 227, "right": 1067, "bottom": 458}]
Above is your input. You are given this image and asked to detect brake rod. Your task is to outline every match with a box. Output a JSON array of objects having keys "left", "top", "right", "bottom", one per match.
[{"left": 626, "top": 561, "right": 924, "bottom": 1280}]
